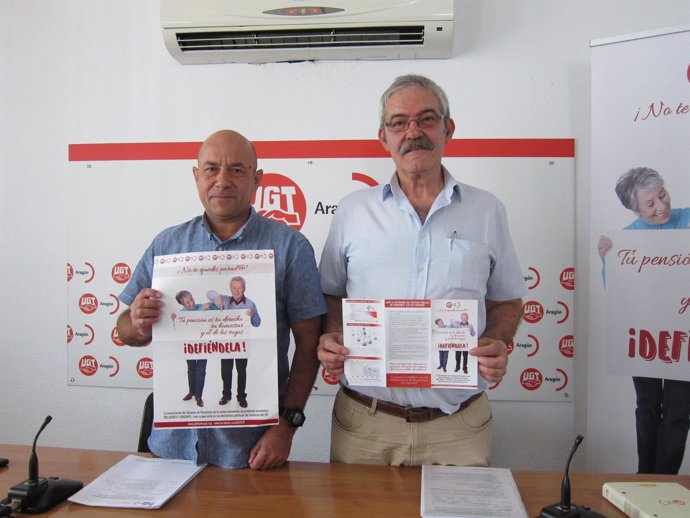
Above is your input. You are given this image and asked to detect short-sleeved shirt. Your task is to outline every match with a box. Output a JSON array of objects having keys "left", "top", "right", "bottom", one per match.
[
  {"left": 119, "top": 208, "right": 326, "bottom": 468},
  {"left": 319, "top": 167, "right": 526, "bottom": 413}
]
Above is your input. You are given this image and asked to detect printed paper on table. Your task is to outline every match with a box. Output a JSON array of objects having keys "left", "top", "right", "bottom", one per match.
[
  {"left": 69, "top": 455, "right": 205, "bottom": 509},
  {"left": 343, "top": 299, "right": 478, "bottom": 389},
  {"left": 421, "top": 465, "right": 528, "bottom": 518},
  {"left": 151, "top": 251, "right": 278, "bottom": 429}
]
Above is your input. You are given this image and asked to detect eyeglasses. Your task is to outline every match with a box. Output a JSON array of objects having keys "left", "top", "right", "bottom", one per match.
[{"left": 383, "top": 112, "right": 446, "bottom": 133}]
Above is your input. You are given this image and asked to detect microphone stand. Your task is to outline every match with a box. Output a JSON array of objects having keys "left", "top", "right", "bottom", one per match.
[
  {"left": 538, "top": 435, "right": 606, "bottom": 518},
  {"left": 2, "top": 416, "right": 83, "bottom": 514}
]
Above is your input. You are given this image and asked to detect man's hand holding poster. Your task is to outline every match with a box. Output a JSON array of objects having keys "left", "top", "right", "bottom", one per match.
[
  {"left": 604, "top": 231, "right": 690, "bottom": 381},
  {"left": 343, "top": 299, "right": 478, "bottom": 389},
  {"left": 151, "top": 251, "right": 278, "bottom": 429}
]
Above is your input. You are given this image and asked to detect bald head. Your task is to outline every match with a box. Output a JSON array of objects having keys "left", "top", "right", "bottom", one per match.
[
  {"left": 192, "top": 129, "right": 263, "bottom": 240},
  {"left": 198, "top": 130, "right": 258, "bottom": 170}
]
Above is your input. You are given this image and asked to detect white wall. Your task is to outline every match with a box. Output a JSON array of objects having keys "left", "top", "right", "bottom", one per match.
[{"left": 1, "top": 0, "right": 688, "bottom": 474}]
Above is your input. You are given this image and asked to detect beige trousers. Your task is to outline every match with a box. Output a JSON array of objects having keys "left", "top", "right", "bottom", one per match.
[{"left": 330, "top": 389, "right": 493, "bottom": 466}]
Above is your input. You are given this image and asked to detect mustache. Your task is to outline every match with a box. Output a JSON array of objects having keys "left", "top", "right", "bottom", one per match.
[{"left": 400, "top": 137, "right": 434, "bottom": 155}]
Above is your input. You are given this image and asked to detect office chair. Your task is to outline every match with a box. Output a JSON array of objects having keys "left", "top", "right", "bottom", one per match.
[{"left": 137, "top": 392, "right": 154, "bottom": 453}]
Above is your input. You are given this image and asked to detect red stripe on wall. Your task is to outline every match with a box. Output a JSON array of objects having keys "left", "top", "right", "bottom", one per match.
[
  {"left": 68, "top": 142, "right": 202, "bottom": 161},
  {"left": 447, "top": 139, "right": 574, "bottom": 157},
  {"left": 69, "top": 139, "right": 574, "bottom": 161}
]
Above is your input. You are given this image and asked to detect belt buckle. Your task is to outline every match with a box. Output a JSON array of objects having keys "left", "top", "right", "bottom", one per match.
[{"left": 404, "top": 406, "right": 431, "bottom": 423}]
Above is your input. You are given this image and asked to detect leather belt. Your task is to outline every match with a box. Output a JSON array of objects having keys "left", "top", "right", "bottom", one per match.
[{"left": 342, "top": 385, "right": 483, "bottom": 423}]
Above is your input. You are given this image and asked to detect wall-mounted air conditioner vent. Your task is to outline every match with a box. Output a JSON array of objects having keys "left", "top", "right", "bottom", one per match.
[
  {"left": 161, "top": 0, "right": 453, "bottom": 64},
  {"left": 176, "top": 26, "right": 426, "bottom": 52}
]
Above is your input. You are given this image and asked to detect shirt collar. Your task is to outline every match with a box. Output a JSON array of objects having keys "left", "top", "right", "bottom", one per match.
[
  {"left": 381, "top": 165, "right": 461, "bottom": 203},
  {"left": 201, "top": 207, "right": 258, "bottom": 244}
]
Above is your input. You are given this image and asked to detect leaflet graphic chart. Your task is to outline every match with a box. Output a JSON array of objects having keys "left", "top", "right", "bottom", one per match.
[
  {"left": 151, "top": 251, "right": 278, "bottom": 429},
  {"left": 343, "top": 299, "right": 478, "bottom": 389}
]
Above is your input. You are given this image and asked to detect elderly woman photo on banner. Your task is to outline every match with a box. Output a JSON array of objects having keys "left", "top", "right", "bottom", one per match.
[{"left": 598, "top": 166, "right": 690, "bottom": 475}]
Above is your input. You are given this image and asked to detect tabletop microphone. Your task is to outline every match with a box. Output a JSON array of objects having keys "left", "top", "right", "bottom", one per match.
[
  {"left": 28, "top": 416, "right": 52, "bottom": 484},
  {"left": 561, "top": 433, "right": 582, "bottom": 511},
  {"left": 538, "top": 434, "right": 606, "bottom": 518},
  {"left": 2, "top": 416, "right": 83, "bottom": 514}
]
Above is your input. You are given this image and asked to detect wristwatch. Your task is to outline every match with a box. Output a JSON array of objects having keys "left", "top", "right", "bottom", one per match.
[{"left": 279, "top": 407, "right": 306, "bottom": 428}]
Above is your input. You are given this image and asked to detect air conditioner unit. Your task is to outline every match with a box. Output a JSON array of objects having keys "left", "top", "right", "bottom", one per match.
[{"left": 161, "top": 0, "right": 454, "bottom": 64}]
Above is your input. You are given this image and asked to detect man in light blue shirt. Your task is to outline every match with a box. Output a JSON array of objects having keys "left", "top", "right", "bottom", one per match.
[
  {"left": 117, "top": 129, "right": 326, "bottom": 470},
  {"left": 318, "top": 75, "right": 527, "bottom": 467}
]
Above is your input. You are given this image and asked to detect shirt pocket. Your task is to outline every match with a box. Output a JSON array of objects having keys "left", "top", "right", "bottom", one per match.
[{"left": 444, "top": 238, "right": 492, "bottom": 296}]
